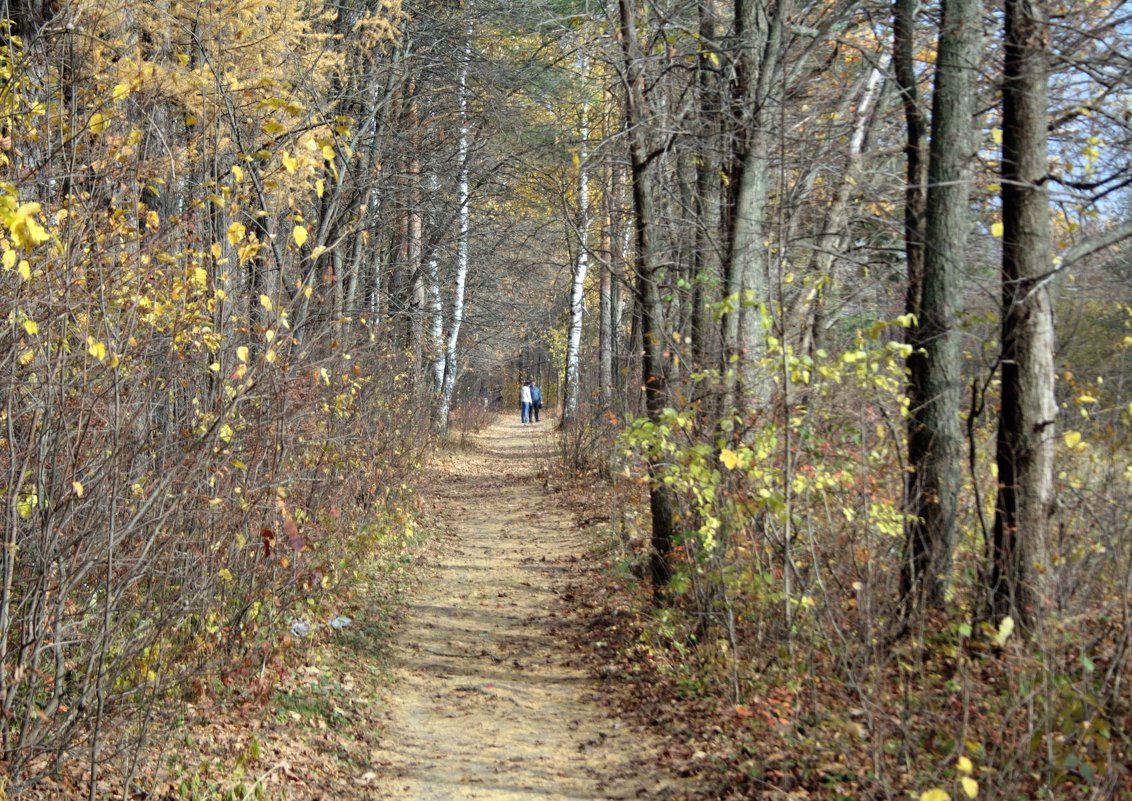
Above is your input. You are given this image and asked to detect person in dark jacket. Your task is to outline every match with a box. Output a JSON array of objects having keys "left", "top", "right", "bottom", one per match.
[{"left": 529, "top": 381, "right": 543, "bottom": 423}]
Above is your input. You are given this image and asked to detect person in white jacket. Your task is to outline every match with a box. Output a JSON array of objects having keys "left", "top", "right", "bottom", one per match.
[{"left": 520, "top": 381, "right": 532, "bottom": 424}]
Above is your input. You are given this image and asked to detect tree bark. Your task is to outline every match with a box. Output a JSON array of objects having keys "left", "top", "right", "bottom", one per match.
[
  {"left": 617, "top": 0, "right": 675, "bottom": 591},
  {"left": 562, "top": 48, "right": 591, "bottom": 427},
  {"left": 720, "top": 0, "right": 787, "bottom": 416},
  {"left": 991, "top": 0, "right": 1056, "bottom": 630},
  {"left": 599, "top": 158, "right": 614, "bottom": 409},
  {"left": 435, "top": 3, "right": 473, "bottom": 432},
  {"left": 900, "top": 0, "right": 980, "bottom": 613},
  {"left": 692, "top": 0, "right": 725, "bottom": 417}
]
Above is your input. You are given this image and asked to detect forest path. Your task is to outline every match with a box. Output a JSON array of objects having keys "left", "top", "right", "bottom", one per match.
[{"left": 368, "top": 416, "right": 687, "bottom": 800}]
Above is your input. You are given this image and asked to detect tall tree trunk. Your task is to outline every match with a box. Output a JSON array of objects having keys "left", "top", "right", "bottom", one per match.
[
  {"left": 435, "top": 2, "right": 473, "bottom": 432},
  {"left": 427, "top": 250, "right": 444, "bottom": 392},
  {"left": 599, "top": 158, "right": 614, "bottom": 409},
  {"left": 617, "top": 0, "right": 674, "bottom": 591},
  {"left": 720, "top": 0, "right": 787, "bottom": 417},
  {"left": 900, "top": 0, "right": 980, "bottom": 613},
  {"left": 562, "top": 48, "right": 591, "bottom": 426},
  {"left": 991, "top": 0, "right": 1056, "bottom": 630},
  {"left": 693, "top": 0, "right": 724, "bottom": 419}
]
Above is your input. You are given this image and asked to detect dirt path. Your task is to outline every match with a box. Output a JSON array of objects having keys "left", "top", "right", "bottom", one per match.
[{"left": 370, "top": 418, "right": 688, "bottom": 800}]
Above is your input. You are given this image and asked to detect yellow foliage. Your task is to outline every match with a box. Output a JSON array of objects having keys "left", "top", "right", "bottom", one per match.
[
  {"left": 227, "top": 222, "right": 247, "bottom": 245},
  {"left": 87, "top": 338, "right": 108, "bottom": 362},
  {"left": 5, "top": 202, "right": 50, "bottom": 249}
]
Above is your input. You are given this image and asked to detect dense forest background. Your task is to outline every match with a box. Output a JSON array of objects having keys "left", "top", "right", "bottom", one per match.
[{"left": 1, "top": 0, "right": 1130, "bottom": 797}]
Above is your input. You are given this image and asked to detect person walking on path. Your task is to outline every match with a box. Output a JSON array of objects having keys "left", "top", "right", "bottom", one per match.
[
  {"left": 520, "top": 381, "right": 532, "bottom": 424},
  {"left": 529, "top": 381, "right": 543, "bottom": 423}
]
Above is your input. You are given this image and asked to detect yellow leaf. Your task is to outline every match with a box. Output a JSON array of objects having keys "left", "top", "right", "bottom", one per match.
[
  {"left": 259, "top": 294, "right": 273, "bottom": 311},
  {"left": 920, "top": 790, "right": 950, "bottom": 801},
  {"left": 211, "top": 242, "right": 223, "bottom": 259},
  {"left": 265, "top": 348, "right": 277, "bottom": 363},
  {"left": 19, "top": 349, "right": 34, "bottom": 365},
  {"left": 218, "top": 423, "right": 233, "bottom": 443},
  {"left": 89, "top": 113, "right": 107, "bottom": 134},
  {"left": 316, "top": 179, "right": 325, "bottom": 198},
  {"left": 18, "top": 260, "right": 31, "bottom": 280},
  {"left": 192, "top": 266, "right": 208, "bottom": 288},
  {"left": 87, "top": 338, "right": 107, "bottom": 362},
  {"left": 282, "top": 154, "right": 298, "bottom": 173},
  {"left": 232, "top": 165, "right": 244, "bottom": 183},
  {"left": 22, "top": 318, "right": 37, "bottom": 336},
  {"left": 146, "top": 210, "right": 160, "bottom": 230},
  {"left": 237, "top": 243, "right": 261, "bottom": 264},
  {"left": 184, "top": 114, "right": 198, "bottom": 127},
  {"left": 292, "top": 225, "right": 308, "bottom": 247},
  {"left": 992, "top": 127, "right": 1003, "bottom": 145},
  {"left": 961, "top": 777, "right": 978, "bottom": 799},
  {"left": 218, "top": 568, "right": 233, "bottom": 582},
  {"left": 72, "top": 481, "right": 84, "bottom": 497},
  {"left": 1064, "top": 430, "right": 1082, "bottom": 449},
  {"left": 237, "top": 345, "right": 249, "bottom": 363},
  {"left": 2, "top": 249, "right": 16, "bottom": 269},
  {"left": 17, "top": 493, "right": 38, "bottom": 520},
  {"left": 112, "top": 82, "right": 131, "bottom": 101},
  {"left": 8, "top": 202, "right": 50, "bottom": 248},
  {"left": 993, "top": 615, "right": 1015, "bottom": 646},
  {"left": 720, "top": 448, "right": 739, "bottom": 470},
  {"left": 321, "top": 144, "right": 336, "bottom": 161},
  {"left": 991, "top": 222, "right": 1004, "bottom": 238},
  {"left": 957, "top": 756, "right": 973, "bottom": 774},
  {"left": 227, "top": 222, "right": 246, "bottom": 246}
]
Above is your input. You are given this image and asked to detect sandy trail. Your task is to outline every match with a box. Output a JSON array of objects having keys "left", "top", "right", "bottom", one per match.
[{"left": 371, "top": 418, "right": 685, "bottom": 800}]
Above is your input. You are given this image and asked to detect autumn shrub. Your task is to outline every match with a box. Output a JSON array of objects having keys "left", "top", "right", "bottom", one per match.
[
  {"left": 619, "top": 319, "right": 1131, "bottom": 799},
  {"left": 448, "top": 396, "right": 495, "bottom": 445},
  {"left": 558, "top": 402, "right": 619, "bottom": 477},
  {"left": 0, "top": 3, "right": 424, "bottom": 793}
]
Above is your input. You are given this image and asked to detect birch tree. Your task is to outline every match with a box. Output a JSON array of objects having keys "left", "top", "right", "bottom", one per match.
[
  {"left": 562, "top": 47, "right": 591, "bottom": 426},
  {"left": 434, "top": 1, "right": 474, "bottom": 431}
]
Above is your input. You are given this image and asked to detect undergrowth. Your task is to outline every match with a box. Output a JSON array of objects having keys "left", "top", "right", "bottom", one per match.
[{"left": 586, "top": 320, "right": 1132, "bottom": 801}]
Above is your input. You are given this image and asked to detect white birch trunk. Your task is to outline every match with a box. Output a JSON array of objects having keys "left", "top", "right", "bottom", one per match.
[
  {"left": 435, "top": 7, "right": 473, "bottom": 432},
  {"left": 562, "top": 48, "right": 590, "bottom": 425},
  {"left": 427, "top": 252, "right": 444, "bottom": 392}
]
